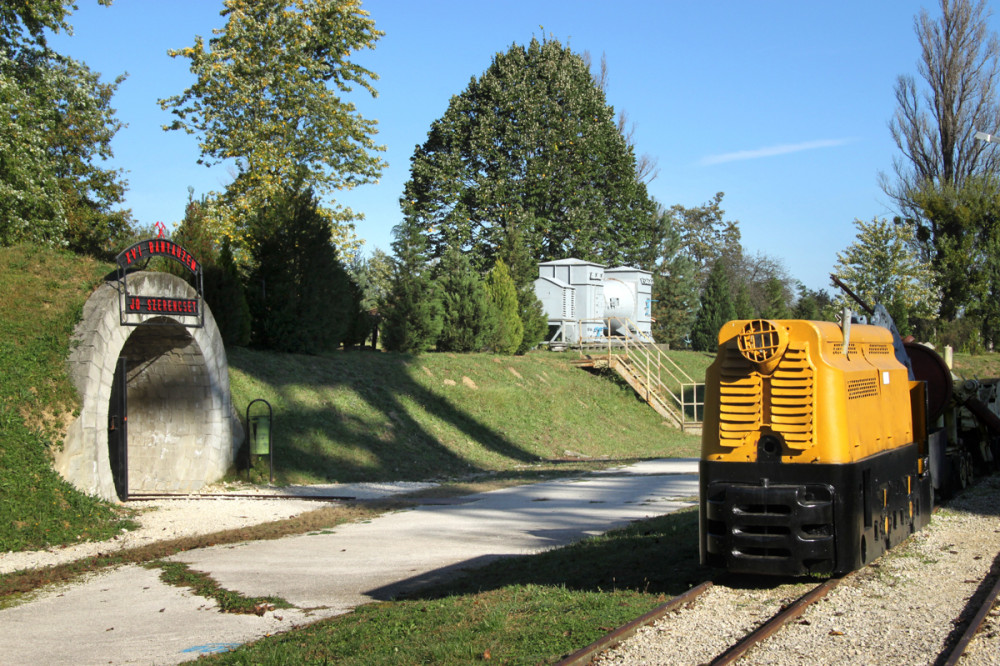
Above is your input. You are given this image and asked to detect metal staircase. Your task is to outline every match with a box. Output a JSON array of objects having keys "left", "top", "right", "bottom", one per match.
[{"left": 572, "top": 318, "right": 704, "bottom": 434}]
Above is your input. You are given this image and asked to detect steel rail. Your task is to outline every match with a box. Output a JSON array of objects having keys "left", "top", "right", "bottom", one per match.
[
  {"left": 555, "top": 581, "right": 714, "bottom": 666},
  {"left": 125, "top": 492, "right": 356, "bottom": 501},
  {"left": 941, "top": 566, "right": 1000, "bottom": 666},
  {"left": 710, "top": 576, "right": 844, "bottom": 666}
]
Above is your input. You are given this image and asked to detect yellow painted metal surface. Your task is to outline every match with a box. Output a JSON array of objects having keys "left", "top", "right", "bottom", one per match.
[{"left": 701, "top": 319, "right": 914, "bottom": 465}]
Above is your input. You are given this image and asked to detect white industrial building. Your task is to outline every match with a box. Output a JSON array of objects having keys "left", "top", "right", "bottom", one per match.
[{"left": 534, "top": 258, "right": 654, "bottom": 345}]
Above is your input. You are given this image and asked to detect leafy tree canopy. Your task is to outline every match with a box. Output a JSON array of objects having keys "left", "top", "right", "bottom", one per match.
[
  {"left": 0, "top": 0, "right": 131, "bottom": 256},
  {"left": 160, "top": 0, "right": 386, "bottom": 244},
  {"left": 398, "top": 36, "right": 657, "bottom": 271},
  {"left": 832, "top": 217, "right": 939, "bottom": 334}
]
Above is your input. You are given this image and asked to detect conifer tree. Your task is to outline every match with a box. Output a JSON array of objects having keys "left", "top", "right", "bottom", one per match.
[
  {"left": 690, "top": 261, "right": 736, "bottom": 352},
  {"left": 498, "top": 225, "right": 547, "bottom": 353},
  {"left": 435, "top": 246, "right": 493, "bottom": 352},
  {"left": 485, "top": 259, "right": 523, "bottom": 355},
  {"left": 381, "top": 219, "right": 443, "bottom": 353},
  {"left": 247, "top": 182, "right": 354, "bottom": 353},
  {"left": 207, "top": 238, "right": 252, "bottom": 347}
]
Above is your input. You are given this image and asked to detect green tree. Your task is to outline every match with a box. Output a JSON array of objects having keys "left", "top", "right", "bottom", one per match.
[
  {"left": 159, "top": 0, "right": 386, "bottom": 243},
  {"left": 246, "top": 181, "right": 354, "bottom": 353},
  {"left": 397, "top": 36, "right": 657, "bottom": 271},
  {"left": 208, "top": 238, "right": 252, "bottom": 346},
  {"left": 664, "top": 192, "right": 742, "bottom": 286},
  {"left": 832, "top": 217, "right": 939, "bottom": 335},
  {"left": 434, "top": 246, "right": 494, "bottom": 352},
  {"left": 485, "top": 258, "right": 523, "bottom": 355},
  {"left": 651, "top": 206, "right": 698, "bottom": 347},
  {"left": 793, "top": 285, "right": 836, "bottom": 321},
  {"left": 909, "top": 178, "right": 1000, "bottom": 344},
  {"left": 733, "top": 283, "right": 754, "bottom": 320},
  {"left": 1, "top": 1, "right": 131, "bottom": 255},
  {"left": 497, "top": 225, "right": 546, "bottom": 354},
  {"left": 381, "top": 221, "right": 443, "bottom": 353},
  {"left": 690, "top": 261, "right": 736, "bottom": 352},
  {"left": 759, "top": 277, "right": 792, "bottom": 319},
  {"left": 347, "top": 248, "right": 393, "bottom": 348}
]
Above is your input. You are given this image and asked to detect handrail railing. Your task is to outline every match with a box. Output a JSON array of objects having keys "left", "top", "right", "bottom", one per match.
[{"left": 597, "top": 317, "right": 703, "bottom": 428}]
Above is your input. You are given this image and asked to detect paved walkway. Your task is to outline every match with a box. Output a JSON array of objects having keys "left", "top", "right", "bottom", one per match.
[{"left": 0, "top": 459, "right": 699, "bottom": 665}]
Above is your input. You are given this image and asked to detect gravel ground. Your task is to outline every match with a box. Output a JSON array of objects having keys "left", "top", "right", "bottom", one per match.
[
  {"left": 0, "top": 480, "right": 436, "bottom": 575},
  {"left": 597, "top": 475, "right": 1000, "bottom": 665}
]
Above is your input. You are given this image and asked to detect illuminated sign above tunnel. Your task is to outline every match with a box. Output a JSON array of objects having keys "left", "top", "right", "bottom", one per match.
[{"left": 115, "top": 238, "right": 204, "bottom": 328}]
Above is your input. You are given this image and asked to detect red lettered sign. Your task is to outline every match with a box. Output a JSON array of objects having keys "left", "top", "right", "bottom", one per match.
[
  {"left": 116, "top": 239, "right": 200, "bottom": 274},
  {"left": 125, "top": 296, "right": 199, "bottom": 315}
]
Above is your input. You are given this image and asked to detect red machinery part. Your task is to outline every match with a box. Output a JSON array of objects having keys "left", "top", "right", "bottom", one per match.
[{"left": 904, "top": 342, "right": 953, "bottom": 422}]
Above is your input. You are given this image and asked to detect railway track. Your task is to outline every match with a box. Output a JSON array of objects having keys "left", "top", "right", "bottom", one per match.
[
  {"left": 558, "top": 562, "right": 1000, "bottom": 665},
  {"left": 556, "top": 576, "right": 842, "bottom": 666}
]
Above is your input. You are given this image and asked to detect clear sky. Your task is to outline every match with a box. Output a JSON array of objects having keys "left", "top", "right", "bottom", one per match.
[{"left": 47, "top": 1, "right": 986, "bottom": 293}]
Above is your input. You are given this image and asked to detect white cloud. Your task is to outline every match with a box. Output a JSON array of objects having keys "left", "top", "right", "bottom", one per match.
[{"left": 700, "top": 138, "right": 854, "bottom": 166}]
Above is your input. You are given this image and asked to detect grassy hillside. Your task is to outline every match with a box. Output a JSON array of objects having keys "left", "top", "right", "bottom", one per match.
[
  {"left": 0, "top": 244, "right": 705, "bottom": 552},
  {"left": 0, "top": 245, "right": 131, "bottom": 552},
  {"left": 227, "top": 348, "right": 706, "bottom": 485}
]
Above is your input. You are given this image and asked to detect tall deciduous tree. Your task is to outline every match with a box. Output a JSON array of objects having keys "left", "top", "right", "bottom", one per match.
[
  {"left": 397, "top": 36, "right": 657, "bottom": 272},
  {"left": 883, "top": 0, "right": 1000, "bottom": 249},
  {"left": 662, "top": 192, "right": 742, "bottom": 286},
  {"left": 0, "top": 1, "right": 131, "bottom": 255},
  {"left": 159, "top": 0, "right": 386, "bottom": 243},
  {"left": 909, "top": 178, "right": 1000, "bottom": 343},
  {"left": 832, "top": 217, "right": 939, "bottom": 335}
]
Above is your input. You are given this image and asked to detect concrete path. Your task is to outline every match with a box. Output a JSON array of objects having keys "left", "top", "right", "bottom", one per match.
[{"left": 0, "top": 459, "right": 699, "bottom": 665}]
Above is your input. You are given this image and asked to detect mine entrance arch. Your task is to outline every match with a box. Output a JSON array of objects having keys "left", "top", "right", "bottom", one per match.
[{"left": 56, "top": 241, "right": 241, "bottom": 502}]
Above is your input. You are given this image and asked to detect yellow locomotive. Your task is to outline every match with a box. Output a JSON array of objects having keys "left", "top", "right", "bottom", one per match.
[{"left": 699, "top": 318, "right": 934, "bottom": 576}]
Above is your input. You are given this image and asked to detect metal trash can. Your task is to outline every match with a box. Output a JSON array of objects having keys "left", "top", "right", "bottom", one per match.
[{"left": 250, "top": 414, "right": 270, "bottom": 455}]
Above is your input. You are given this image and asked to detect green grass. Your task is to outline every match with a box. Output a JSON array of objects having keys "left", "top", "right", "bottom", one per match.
[
  {"left": 148, "top": 561, "right": 293, "bottom": 614},
  {"left": 0, "top": 245, "right": 134, "bottom": 552},
  {"left": 227, "top": 348, "right": 705, "bottom": 485},
  {"left": 200, "top": 509, "right": 707, "bottom": 665}
]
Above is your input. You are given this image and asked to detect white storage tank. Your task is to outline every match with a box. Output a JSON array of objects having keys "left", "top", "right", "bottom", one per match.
[{"left": 605, "top": 266, "right": 654, "bottom": 340}]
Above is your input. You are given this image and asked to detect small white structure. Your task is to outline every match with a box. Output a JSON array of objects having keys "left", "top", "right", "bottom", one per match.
[{"left": 534, "top": 258, "right": 654, "bottom": 345}]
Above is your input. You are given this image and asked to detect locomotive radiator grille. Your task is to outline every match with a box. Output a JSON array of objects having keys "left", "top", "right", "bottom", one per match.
[
  {"left": 771, "top": 343, "right": 815, "bottom": 448},
  {"left": 719, "top": 347, "right": 760, "bottom": 447},
  {"left": 718, "top": 342, "right": 815, "bottom": 450}
]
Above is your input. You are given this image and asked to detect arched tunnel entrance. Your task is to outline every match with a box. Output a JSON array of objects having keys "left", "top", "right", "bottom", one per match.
[{"left": 57, "top": 269, "right": 241, "bottom": 502}]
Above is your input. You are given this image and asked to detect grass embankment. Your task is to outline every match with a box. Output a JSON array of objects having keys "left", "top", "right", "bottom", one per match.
[
  {"left": 227, "top": 347, "right": 705, "bottom": 485},
  {"left": 0, "top": 245, "right": 133, "bottom": 552}
]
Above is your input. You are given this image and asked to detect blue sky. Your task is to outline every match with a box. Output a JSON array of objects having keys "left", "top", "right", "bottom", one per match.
[{"left": 47, "top": 1, "right": 981, "bottom": 292}]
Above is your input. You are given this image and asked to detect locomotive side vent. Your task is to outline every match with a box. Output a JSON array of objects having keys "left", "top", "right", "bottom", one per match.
[{"left": 847, "top": 375, "right": 880, "bottom": 400}]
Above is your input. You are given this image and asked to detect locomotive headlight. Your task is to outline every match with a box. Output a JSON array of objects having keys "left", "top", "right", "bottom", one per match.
[{"left": 737, "top": 319, "right": 788, "bottom": 374}]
